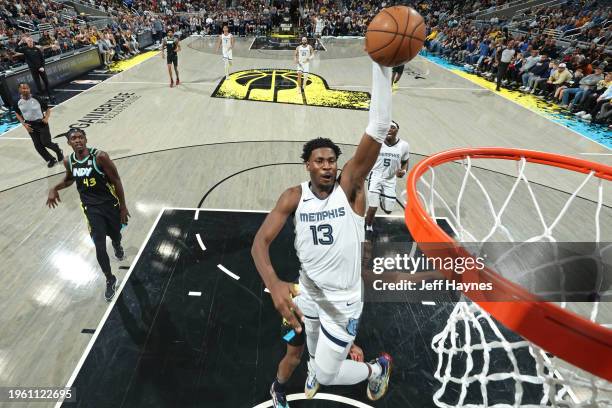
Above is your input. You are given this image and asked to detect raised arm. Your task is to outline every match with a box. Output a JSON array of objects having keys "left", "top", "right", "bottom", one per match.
[
  {"left": 96, "top": 151, "right": 130, "bottom": 225},
  {"left": 340, "top": 63, "right": 392, "bottom": 210},
  {"left": 47, "top": 159, "right": 74, "bottom": 208},
  {"left": 251, "top": 186, "right": 303, "bottom": 332}
]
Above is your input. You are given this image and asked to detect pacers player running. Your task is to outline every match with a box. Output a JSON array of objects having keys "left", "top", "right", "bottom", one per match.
[
  {"left": 365, "top": 121, "right": 409, "bottom": 238},
  {"left": 294, "top": 37, "right": 314, "bottom": 89},
  {"left": 252, "top": 61, "right": 394, "bottom": 407},
  {"left": 46, "top": 129, "right": 130, "bottom": 301},
  {"left": 215, "top": 25, "right": 234, "bottom": 79},
  {"left": 161, "top": 29, "right": 181, "bottom": 87}
]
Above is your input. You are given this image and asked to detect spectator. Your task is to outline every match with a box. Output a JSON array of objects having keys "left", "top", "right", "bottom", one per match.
[{"left": 561, "top": 66, "right": 604, "bottom": 109}]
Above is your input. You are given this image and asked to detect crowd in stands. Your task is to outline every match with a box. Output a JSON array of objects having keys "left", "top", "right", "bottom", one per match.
[{"left": 423, "top": 0, "right": 612, "bottom": 127}]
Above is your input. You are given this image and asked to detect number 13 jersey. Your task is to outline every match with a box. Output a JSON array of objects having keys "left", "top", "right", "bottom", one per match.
[{"left": 294, "top": 181, "right": 364, "bottom": 300}]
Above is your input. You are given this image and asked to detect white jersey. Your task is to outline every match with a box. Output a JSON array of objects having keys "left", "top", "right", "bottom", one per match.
[
  {"left": 294, "top": 182, "right": 364, "bottom": 301},
  {"left": 370, "top": 139, "right": 410, "bottom": 179},
  {"left": 221, "top": 33, "right": 232, "bottom": 51},
  {"left": 315, "top": 18, "right": 323, "bottom": 34},
  {"left": 297, "top": 44, "right": 311, "bottom": 64}
]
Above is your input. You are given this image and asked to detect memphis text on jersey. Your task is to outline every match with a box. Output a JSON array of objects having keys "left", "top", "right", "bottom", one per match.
[{"left": 299, "top": 206, "right": 346, "bottom": 222}]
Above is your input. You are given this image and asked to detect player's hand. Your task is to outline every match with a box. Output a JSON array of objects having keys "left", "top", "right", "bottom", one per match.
[
  {"left": 120, "top": 206, "right": 131, "bottom": 225},
  {"left": 42, "top": 117, "right": 48, "bottom": 125},
  {"left": 349, "top": 344, "right": 364, "bottom": 362},
  {"left": 269, "top": 280, "right": 303, "bottom": 333},
  {"left": 47, "top": 189, "right": 60, "bottom": 208},
  {"left": 396, "top": 169, "right": 406, "bottom": 178},
  {"left": 23, "top": 123, "right": 33, "bottom": 133}
]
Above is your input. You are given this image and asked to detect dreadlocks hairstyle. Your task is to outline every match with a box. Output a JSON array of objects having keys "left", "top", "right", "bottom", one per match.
[{"left": 301, "top": 137, "right": 342, "bottom": 162}]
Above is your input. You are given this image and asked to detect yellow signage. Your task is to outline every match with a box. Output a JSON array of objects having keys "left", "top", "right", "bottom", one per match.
[{"left": 211, "top": 69, "right": 370, "bottom": 110}]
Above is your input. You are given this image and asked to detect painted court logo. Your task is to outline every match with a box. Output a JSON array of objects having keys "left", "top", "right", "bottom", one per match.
[{"left": 212, "top": 69, "right": 370, "bottom": 110}]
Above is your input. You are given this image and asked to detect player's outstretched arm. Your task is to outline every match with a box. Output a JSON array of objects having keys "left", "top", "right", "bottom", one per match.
[
  {"left": 340, "top": 63, "right": 392, "bottom": 206},
  {"left": 96, "top": 151, "right": 130, "bottom": 225},
  {"left": 47, "top": 159, "right": 74, "bottom": 208},
  {"left": 251, "top": 186, "right": 304, "bottom": 332}
]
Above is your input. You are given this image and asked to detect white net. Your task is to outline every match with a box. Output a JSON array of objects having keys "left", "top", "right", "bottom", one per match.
[{"left": 411, "top": 155, "right": 612, "bottom": 407}]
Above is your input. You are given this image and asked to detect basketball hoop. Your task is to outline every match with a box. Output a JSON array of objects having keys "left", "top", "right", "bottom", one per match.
[{"left": 404, "top": 147, "right": 612, "bottom": 406}]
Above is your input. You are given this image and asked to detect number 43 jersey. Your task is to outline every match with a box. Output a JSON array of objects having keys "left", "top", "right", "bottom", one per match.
[
  {"left": 69, "top": 148, "right": 119, "bottom": 207},
  {"left": 294, "top": 181, "right": 364, "bottom": 300}
]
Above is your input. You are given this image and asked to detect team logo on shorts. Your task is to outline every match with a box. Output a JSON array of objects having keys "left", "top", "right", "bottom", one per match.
[
  {"left": 346, "top": 318, "right": 360, "bottom": 337},
  {"left": 211, "top": 69, "right": 370, "bottom": 110}
]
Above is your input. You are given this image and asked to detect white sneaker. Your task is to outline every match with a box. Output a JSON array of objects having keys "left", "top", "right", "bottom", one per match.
[
  {"left": 582, "top": 114, "right": 592, "bottom": 121},
  {"left": 574, "top": 111, "right": 587, "bottom": 117},
  {"left": 304, "top": 359, "right": 319, "bottom": 399}
]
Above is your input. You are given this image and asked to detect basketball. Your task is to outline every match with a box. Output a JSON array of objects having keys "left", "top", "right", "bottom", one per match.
[{"left": 365, "top": 6, "right": 426, "bottom": 67}]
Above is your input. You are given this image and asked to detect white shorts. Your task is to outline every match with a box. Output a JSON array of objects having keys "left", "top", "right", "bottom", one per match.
[
  {"left": 222, "top": 49, "right": 232, "bottom": 60},
  {"left": 294, "top": 290, "right": 363, "bottom": 353},
  {"left": 297, "top": 61, "right": 309, "bottom": 74},
  {"left": 367, "top": 173, "right": 397, "bottom": 212}
]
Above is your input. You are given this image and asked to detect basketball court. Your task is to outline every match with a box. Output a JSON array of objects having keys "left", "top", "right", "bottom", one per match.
[{"left": 0, "top": 36, "right": 610, "bottom": 407}]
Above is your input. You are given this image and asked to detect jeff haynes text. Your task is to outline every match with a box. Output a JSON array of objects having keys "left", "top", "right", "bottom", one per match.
[{"left": 372, "top": 279, "right": 493, "bottom": 291}]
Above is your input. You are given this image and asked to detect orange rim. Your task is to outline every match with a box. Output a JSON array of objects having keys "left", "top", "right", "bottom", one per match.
[{"left": 405, "top": 147, "right": 612, "bottom": 381}]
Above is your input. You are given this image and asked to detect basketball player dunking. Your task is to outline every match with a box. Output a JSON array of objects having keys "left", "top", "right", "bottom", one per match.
[
  {"left": 161, "top": 29, "right": 181, "bottom": 87},
  {"left": 252, "top": 62, "right": 394, "bottom": 407},
  {"left": 215, "top": 25, "right": 234, "bottom": 79},
  {"left": 365, "top": 120, "right": 409, "bottom": 238},
  {"left": 294, "top": 37, "right": 314, "bottom": 89},
  {"left": 47, "top": 129, "right": 130, "bottom": 301}
]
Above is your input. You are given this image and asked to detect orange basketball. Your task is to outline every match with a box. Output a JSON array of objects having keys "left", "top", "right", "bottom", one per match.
[{"left": 365, "top": 6, "right": 426, "bottom": 67}]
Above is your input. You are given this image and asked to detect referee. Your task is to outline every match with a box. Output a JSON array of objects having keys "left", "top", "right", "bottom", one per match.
[{"left": 14, "top": 83, "right": 63, "bottom": 167}]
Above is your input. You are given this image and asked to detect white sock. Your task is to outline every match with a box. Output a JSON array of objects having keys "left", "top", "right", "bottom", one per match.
[
  {"left": 365, "top": 63, "right": 392, "bottom": 143},
  {"left": 366, "top": 225, "right": 373, "bottom": 231},
  {"left": 368, "top": 361, "right": 382, "bottom": 378}
]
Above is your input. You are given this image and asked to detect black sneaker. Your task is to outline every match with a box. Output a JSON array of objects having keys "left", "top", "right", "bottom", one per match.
[
  {"left": 270, "top": 381, "right": 289, "bottom": 408},
  {"left": 112, "top": 242, "right": 125, "bottom": 261},
  {"left": 56, "top": 149, "right": 64, "bottom": 162},
  {"left": 47, "top": 158, "right": 57, "bottom": 168},
  {"left": 105, "top": 275, "right": 117, "bottom": 301}
]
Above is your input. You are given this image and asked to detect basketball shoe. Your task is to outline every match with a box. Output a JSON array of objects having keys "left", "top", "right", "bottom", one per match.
[
  {"left": 367, "top": 353, "right": 393, "bottom": 401},
  {"left": 304, "top": 359, "right": 319, "bottom": 399},
  {"left": 270, "top": 380, "right": 289, "bottom": 408}
]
